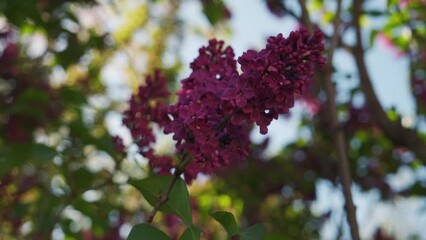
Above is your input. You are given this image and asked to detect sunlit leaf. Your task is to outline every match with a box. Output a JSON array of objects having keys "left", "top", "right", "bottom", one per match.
[
  {"left": 323, "top": 11, "right": 334, "bottom": 24},
  {"left": 210, "top": 211, "right": 239, "bottom": 238}
]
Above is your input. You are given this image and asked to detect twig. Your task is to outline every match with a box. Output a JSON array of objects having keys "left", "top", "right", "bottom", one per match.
[
  {"left": 298, "top": 0, "right": 361, "bottom": 239},
  {"left": 146, "top": 157, "right": 188, "bottom": 224},
  {"left": 324, "top": 1, "right": 361, "bottom": 239},
  {"left": 299, "top": 0, "right": 314, "bottom": 33}
]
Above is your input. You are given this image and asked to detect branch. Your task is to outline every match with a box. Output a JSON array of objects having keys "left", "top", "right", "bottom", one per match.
[
  {"left": 351, "top": 0, "right": 426, "bottom": 162},
  {"left": 299, "top": 0, "right": 314, "bottom": 33},
  {"left": 298, "top": 0, "right": 361, "bottom": 239},
  {"left": 323, "top": 1, "right": 361, "bottom": 239}
]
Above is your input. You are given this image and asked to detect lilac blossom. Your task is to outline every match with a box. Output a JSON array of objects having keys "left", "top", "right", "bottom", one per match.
[{"left": 123, "top": 29, "right": 326, "bottom": 183}]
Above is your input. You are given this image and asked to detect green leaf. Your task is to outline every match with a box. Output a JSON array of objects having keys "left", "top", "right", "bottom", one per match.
[
  {"left": 32, "top": 144, "right": 57, "bottom": 163},
  {"left": 127, "top": 223, "right": 170, "bottom": 240},
  {"left": 72, "top": 198, "right": 98, "bottom": 218},
  {"left": 59, "top": 87, "right": 87, "bottom": 106},
  {"left": 387, "top": 0, "right": 399, "bottom": 9},
  {"left": 1, "top": 0, "right": 42, "bottom": 27},
  {"left": 202, "top": 0, "right": 228, "bottom": 25},
  {"left": 369, "top": 29, "right": 379, "bottom": 46},
  {"left": 240, "top": 224, "right": 266, "bottom": 240},
  {"left": 386, "top": 108, "right": 399, "bottom": 121},
  {"left": 7, "top": 88, "right": 50, "bottom": 118},
  {"left": 322, "top": 11, "right": 334, "bottom": 24},
  {"left": 210, "top": 211, "right": 239, "bottom": 238},
  {"left": 363, "top": 10, "right": 386, "bottom": 17},
  {"left": 179, "top": 225, "right": 202, "bottom": 240},
  {"left": 311, "top": 0, "right": 324, "bottom": 11},
  {"left": 0, "top": 144, "right": 28, "bottom": 177},
  {"left": 130, "top": 175, "right": 192, "bottom": 225},
  {"left": 73, "top": 167, "right": 95, "bottom": 190},
  {"left": 0, "top": 143, "right": 57, "bottom": 177}
]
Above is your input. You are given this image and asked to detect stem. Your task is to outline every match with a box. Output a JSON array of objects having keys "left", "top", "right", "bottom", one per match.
[
  {"left": 298, "top": 0, "right": 361, "bottom": 239},
  {"left": 146, "top": 157, "right": 189, "bottom": 224}
]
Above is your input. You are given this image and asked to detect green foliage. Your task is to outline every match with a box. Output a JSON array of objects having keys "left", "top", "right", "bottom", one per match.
[
  {"left": 201, "top": 0, "right": 229, "bottom": 25},
  {"left": 179, "top": 226, "right": 202, "bottom": 240},
  {"left": 211, "top": 211, "right": 265, "bottom": 240},
  {"left": 127, "top": 223, "right": 170, "bottom": 240},
  {"left": 0, "top": 143, "right": 56, "bottom": 177},
  {"left": 0, "top": 0, "right": 41, "bottom": 26},
  {"left": 240, "top": 224, "right": 266, "bottom": 240},
  {"left": 130, "top": 175, "right": 192, "bottom": 225},
  {"left": 210, "top": 211, "right": 240, "bottom": 238}
]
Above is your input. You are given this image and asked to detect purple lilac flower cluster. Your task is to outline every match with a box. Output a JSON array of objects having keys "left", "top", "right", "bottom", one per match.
[
  {"left": 233, "top": 29, "right": 326, "bottom": 133},
  {"left": 123, "top": 70, "right": 174, "bottom": 174},
  {"left": 164, "top": 39, "right": 251, "bottom": 181},
  {"left": 123, "top": 29, "right": 325, "bottom": 183}
]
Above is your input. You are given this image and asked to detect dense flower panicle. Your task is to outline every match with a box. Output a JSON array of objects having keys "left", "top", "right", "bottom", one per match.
[
  {"left": 180, "top": 38, "right": 238, "bottom": 102},
  {"left": 236, "top": 28, "right": 326, "bottom": 134},
  {"left": 123, "top": 70, "right": 173, "bottom": 174},
  {"left": 124, "top": 29, "right": 325, "bottom": 182},
  {"left": 165, "top": 39, "right": 250, "bottom": 182}
]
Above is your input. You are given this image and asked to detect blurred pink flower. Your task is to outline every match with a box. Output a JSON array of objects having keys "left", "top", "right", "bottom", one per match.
[{"left": 376, "top": 32, "right": 405, "bottom": 57}]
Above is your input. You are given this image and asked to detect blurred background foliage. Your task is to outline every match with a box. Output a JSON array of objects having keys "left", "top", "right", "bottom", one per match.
[{"left": 1, "top": 0, "right": 426, "bottom": 239}]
